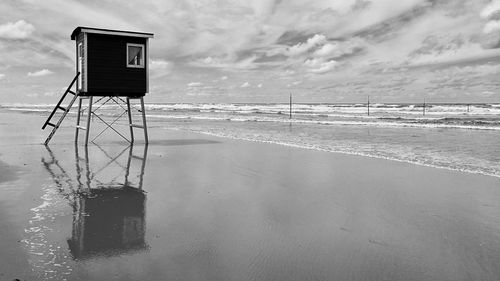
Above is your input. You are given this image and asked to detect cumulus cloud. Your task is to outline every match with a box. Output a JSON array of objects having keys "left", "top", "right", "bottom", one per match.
[
  {"left": 484, "top": 20, "right": 500, "bottom": 34},
  {"left": 194, "top": 55, "right": 259, "bottom": 70},
  {"left": 240, "top": 82, "right": 250, "bottom": 88},
  {"left": 273, "top": 34, "right": 364, "bottom": 76},
  {"left": 0, "top": 20, "right": 35, "bottom": 39},
  {"left": 304, "top": 58, "right": 339, "bottom": 74},
  {"left": 27, "top": 69, "right": 53, "bottom": 77},
  {"left": 188, "top": 82, "right": 203, "bottom": 87},
  {"left": 314, "top": 43, "right": 338, "bottom": 57},
  {"left": 481, "top": 0, "right": 500, "bottom": 49},
  {"left": 313, "top": 38, "right": 364, "bottom": 59},
  {"left": 287, "top": 34, "right": 326, "bottom": 57},
  {"left": 150, "top": 59, "right": 170, "bottom": 70},
  {"left": 481, "top": 0, "right": 500, "bottom": 19},
  {"left": 150, "top": 59, "right": 172, "bottom": 78}
]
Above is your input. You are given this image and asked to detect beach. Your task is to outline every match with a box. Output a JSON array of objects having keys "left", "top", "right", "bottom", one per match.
[{"left": 1, "top": 109, "right": 500, "bottom": 281}]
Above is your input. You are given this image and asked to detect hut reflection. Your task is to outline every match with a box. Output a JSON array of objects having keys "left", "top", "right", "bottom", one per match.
[
  {"left": 68, "top": 185, "right": 147, "bottom": 259},
  {"left": 42, "top": 144, "right": 149, "bottom": 259}
]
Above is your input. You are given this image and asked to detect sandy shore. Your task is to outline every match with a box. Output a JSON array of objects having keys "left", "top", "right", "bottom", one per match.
[{"left": 1, "top": 110, "right": 500, "bottom": 281}]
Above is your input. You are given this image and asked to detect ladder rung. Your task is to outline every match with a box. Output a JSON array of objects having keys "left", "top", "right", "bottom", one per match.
[
  {"left": 76, "top": 125, "right": 86, "bottom": 130},
  {"left": 130, "top": 124, "right": 144, "bottom": 129},
  {"left": 43, "top": 72, "right": 80, "bottom": 145},
  {"left": 131, "top": 155, "right": 144, "bottom": 160}
]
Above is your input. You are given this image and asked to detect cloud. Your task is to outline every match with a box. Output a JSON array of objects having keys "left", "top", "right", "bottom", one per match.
[
  {"left": 257, "top": 83, "right": 263, "bottom": 88},
  {"left": 150, "top": 59, "right": 172, "bottom": 77},
  {"left": 308, "top": 60, "right": 338, "bottom": 74},
  {"left": 27, "top": 69, "right": 53, "bottom": 77},
  {"left": 1, "top": 0, "right": 499, "bottom": 103},
  {"left": 188, "top": 82, "right": 203, "bottom": 87},
  {"left": 240, "top": 82, "right": 250, "bottom": 88},
  {"left": 0, "top": 20, "right": 35, "bottom": 39},
  {"left": 481, "top": 0, "right": 500, "bottom": 19},
  {"left": 313, "top": 38, "right": 364, "bottom": 59},
  {"left": 271, "top": 34, "right": 364, "bottom": 76},
  {"left": 150, "top": 59, "right": 170, "bottom": 71},
  {"left": 481, "top": 1, "right": 500, "bottom": 49},
  {"left": 0, "top": 73, "right": 4, "bottom": 80},
  {"left": 194, "top": 55, "right": 259, "bottom": 70},
  {"left": 314, "top": 43, "right": 338, "bottom": 57},
  {"left": 287, "top": 34, "right": 326, "bottom": 57},
  {"left": 484, "top": 20, "right": 500, "bottom": 34}
]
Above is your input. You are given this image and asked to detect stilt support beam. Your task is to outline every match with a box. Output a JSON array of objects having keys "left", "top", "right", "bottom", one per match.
[{"left": 74, "top": 95, "right": 148, "bottom": 146}]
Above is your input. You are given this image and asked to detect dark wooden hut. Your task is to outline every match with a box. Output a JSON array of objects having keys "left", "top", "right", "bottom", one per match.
[{"left": 70, "top": 27, "right": 154, "bottom": 96}]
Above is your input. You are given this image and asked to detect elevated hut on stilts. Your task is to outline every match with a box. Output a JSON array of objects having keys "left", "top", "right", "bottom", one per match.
[{"left": 42, "top": 27, "right": 154, "bottom": 145}]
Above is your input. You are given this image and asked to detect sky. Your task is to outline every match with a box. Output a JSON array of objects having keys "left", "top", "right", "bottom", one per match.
[{"left": 1, "top": 0, "right": 500, "bottom": 104}]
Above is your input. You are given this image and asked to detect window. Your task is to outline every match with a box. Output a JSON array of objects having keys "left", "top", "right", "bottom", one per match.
[{"left": 127, "top": 43, "right": 145, "bottom": 68}]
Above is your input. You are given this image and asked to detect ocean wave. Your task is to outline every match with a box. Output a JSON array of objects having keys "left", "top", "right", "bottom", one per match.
[
  {"left": 4, "top": 102, "right": 500, "bottom": 115},
  {"left": 147, "top": 114, "right": 500, "bottom": 130},
  {"left": 3, "top": 102, "right": 500, "bottom": 130},
  {"left": 165, "top": 127, "right": 500, "bottom": 178}
]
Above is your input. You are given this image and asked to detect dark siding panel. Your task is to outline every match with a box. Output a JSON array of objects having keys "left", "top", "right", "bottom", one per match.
[{"left": 87, "top": 34, "right": 147, "bottom": 96}]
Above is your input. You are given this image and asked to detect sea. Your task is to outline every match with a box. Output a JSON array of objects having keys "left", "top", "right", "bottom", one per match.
[{"left": 2, "top": 102, "right": 500, "bottom": 178}]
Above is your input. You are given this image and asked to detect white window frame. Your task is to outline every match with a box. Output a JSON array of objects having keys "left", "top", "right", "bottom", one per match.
[
  {"left": 126, "top": 43, "right": 145, "bottom": 68},
  {"left": 77, "top": 42, "right": 83, "bottom": 90}
]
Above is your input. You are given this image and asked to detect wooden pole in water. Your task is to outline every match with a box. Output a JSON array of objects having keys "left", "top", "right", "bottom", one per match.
[
  {"left": 423, "top": 98, "right": 426, "bottom": 116},
  {"left": 289, "top": 93, "right": 292, "bottom": 119},
  {"left": 467, "top": 104, "right": 470, "bottom": 113},
  {"left": 367, "top": 95, "right": 370, "bottom": 116}
]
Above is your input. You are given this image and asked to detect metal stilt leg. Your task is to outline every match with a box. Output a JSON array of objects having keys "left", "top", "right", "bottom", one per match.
[
  {"left": 85, "top": 96, "right": 93, "bottom": 146},
  {"left": 75, "top": 97, "right": 83, "bottom": 143},
  {"left": 140, "top": 97, "right": 148, "bottom": 144},
  {"left": 126, "top": 97, "right": 134, "bottom": 144}
]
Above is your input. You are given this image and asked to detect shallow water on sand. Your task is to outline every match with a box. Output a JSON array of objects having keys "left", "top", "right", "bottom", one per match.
[
  {"left": 152, "top": 118, "right": 500, "bottom": 178},
  {"left": 2, "top": 112, "right": 500, "bottom": 281}
]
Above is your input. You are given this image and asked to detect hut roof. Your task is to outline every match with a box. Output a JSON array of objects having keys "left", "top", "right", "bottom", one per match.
[{"left": 71, "top": 27, "right": 154, "bottom": 40}]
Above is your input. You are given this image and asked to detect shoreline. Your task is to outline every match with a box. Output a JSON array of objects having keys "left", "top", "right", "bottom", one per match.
[{"left": 168, "top": 127, "right": 500, "bottom": 179}]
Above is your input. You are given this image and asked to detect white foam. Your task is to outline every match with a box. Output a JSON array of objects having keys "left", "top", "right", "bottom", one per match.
[
  {"left": 164, "top": 127, "right": 500, "bottom": 178},
  {"left": 147, "top": 113, "right": 500, "bottom": 131}
]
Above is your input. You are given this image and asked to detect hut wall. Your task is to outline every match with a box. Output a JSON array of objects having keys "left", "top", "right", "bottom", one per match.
[{"left": 85, "top": 33, "right": 147, "bottom": 96}]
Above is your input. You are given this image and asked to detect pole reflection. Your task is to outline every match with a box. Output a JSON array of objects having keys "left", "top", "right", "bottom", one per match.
[{"left": 42, "top": 144, "right": 149, "bottom": 260}]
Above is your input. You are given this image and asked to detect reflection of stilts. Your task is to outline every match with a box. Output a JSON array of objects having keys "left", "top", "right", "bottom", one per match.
[
  {"left": 125, "top": 144, "right": 148, "bottom": 189},
  {"left": 41, "top": 144, "right": 149, "bottom": 259},
  {"left": 72, "top": 144, "right": 148, "bottom": 191}
]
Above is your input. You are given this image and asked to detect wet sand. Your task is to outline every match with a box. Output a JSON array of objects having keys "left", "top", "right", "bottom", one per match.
[{"left": 1, "top": 110, "right": 500, "bottom": 281}]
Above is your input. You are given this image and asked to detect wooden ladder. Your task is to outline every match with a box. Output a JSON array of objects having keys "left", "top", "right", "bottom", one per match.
[{"left": 42, "top": 72, "right": 80, "bottom": 145}]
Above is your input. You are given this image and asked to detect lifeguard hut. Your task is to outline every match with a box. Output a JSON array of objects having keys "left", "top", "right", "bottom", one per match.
[{"left": 42, "top": 27, "right": 154, "bottom": 145}]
